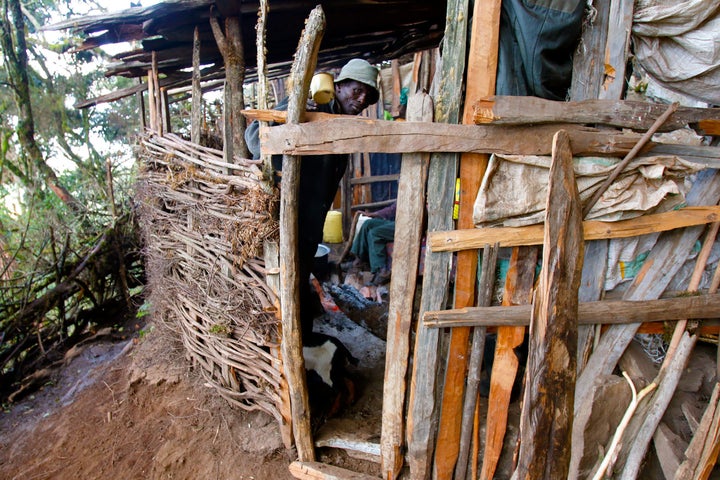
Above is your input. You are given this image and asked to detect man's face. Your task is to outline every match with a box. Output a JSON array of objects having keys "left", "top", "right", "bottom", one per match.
[{"left": 334, "top": 80, "right": 375, "bottom": 115}]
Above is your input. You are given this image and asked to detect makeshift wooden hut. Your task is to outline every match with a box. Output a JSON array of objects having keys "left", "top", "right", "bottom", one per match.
[{"left": 53, "top": 0, "right": 720, "bottom": 478}]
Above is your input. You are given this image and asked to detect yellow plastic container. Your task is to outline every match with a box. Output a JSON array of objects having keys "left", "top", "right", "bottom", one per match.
[{"left": 323, "top": 210, "right": 343, "bottom": 243}]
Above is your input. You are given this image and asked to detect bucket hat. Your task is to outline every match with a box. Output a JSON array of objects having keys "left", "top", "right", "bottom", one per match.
[{"left": 334, "top": 58, "right": 380, "bottom": 105}]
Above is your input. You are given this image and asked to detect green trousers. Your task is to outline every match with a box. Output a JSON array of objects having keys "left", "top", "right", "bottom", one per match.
[{"left": 350, "top": 218, "right": 396, "bottom": 273}]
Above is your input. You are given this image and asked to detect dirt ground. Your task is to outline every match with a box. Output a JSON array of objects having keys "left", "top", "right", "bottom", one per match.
[{"left": 0, "top": 317, "right": 383, "bottom": 480}]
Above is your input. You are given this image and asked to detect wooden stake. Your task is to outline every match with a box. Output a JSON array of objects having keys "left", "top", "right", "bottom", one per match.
[
  {"left": 279, "top": 6, "right": 326, "bottom": 463},
  {"left": 433, "top": 0, "right": 501, "bottom": 477},
  {"left": 480, "top": 246, "right": 537, "bottom": 480},
  {"left": 405, "top": 0, "right": 469, "bottom": 477},
  {"left": 512, "top": 130, "right": 583, "bottom": 479},
  {"left": 455, "top": 243, "right": 498, "bottom": 480},
  {"left": 380, "top": 93, "right": 433, "bottom": 480},
  {"left": 191, "top": 26, "right": 202, "bottom": 144}
]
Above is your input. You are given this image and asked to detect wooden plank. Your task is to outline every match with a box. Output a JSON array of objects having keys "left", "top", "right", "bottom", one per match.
[
  {"left": 349, "top": 174, "right": 400, "bottom": 185},
  {"left": 698, "top": 119, "right": 720, "bottom": 136},
  {"left": 427, "top": 206, "right": 720, "bottom": 252},
  {"left": 577, "top": 239, "right": 608, "bottom": 372},
  {"left": 241, "top": 108, "right": 336, "bottom": 123},
  {"left": 598, "top": 0, "right": 634, "bottom": 101},
  {"left": 513, "top": 130, "right": 583, "bottom": 479},
  {"left": 381, "top": 93, "right": 433, "bottom": 480},
  {"left": 472, "top": 96, "right": 719, "bottom": 131},
  {"left": 569, "top": 0, "right": 610, "bottom": 101},
  {"left": 279, "top": 6, "right": 325, "bottom": 463},
  {"left": 432, "top": 0, "right": 501, "bottom": 476},
  {"left": 289, "top": 461, "right": 379, "bottom": 480},
  {"left": 648, "top": 144, "right": 720, "bottom": 168},
  {"left": 405, "top": 0, "right": 468, "bottom": 478},
  {"left": 423, "top": 293, "right": 720, "bottom": 328},
  {"left": 480, "top": 246, "right": 538, "bottom": 480},
  {"left": 264, "top": 240, "right": 292, "bottom": 449},
  {"left": 260, "top": 119, "right": 643, "bottom": 157}
]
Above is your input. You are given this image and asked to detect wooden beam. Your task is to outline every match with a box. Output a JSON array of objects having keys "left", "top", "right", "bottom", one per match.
[
  {"left": 279, "top": 6, "right": 325, "bottom": 463},
  {"left": 289, "top": 461, "right": 379, "bottom": 480},
  {"left": 423, "top": 293, "right": 720, "bottom": 328},
  {"left": 427, "top": 206, "right": 720, "bottom": 252},
  {"left": 472, "top": 96, "right": 719, "bottom": 131},
  {"left": 241, "top": 108, "right": 336, "bottom": 123},
  {"left": 432, "top": 0, "right": 501, "bottom": 477},
  {"left": 405, "top": 1, "right": 468, "bottom": 478},
  {"left": 259, "top": 119, "right": 643, "bottom": 157},
  {"left": 349, "top": 174, "right": 400, "bottom": 185},
  {"left": 381, "top": 93, "right": 433, "bottom": 480},
  {"left": 513, "top": 130, "right": 582, "bottom": 479}
]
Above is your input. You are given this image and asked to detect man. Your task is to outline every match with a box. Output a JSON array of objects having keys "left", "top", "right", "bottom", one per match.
[
  {"left": 245, "top": 58, "right": 380, "bottom": 340},
  {"left": 350, "top": 201, "right": 396, "bottom": 285}
]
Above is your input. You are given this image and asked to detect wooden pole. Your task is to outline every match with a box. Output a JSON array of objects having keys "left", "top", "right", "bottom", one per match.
[
  {"left": 423, "top": 293, "right": 720, "bottom": 328},
  {"left": 481, "top": 246, "right": 538, "bottom": 480},
  {"left": 380, "top": 93, "right": 433, "bottom": 480},
  {"left": 191, "top": 26, "right": 202, "bottom": 145},
  {"left": 512, "top": 130, "right": 583, "bottom": 479},
  {"left": 279, "top": 6, "right": 326, "bottom": 463},
  {"left": 405, "top": 1, "right": 469, "bottom": 478},
  {"left": 152, "top": 51, "right": 162, "bottom": 134},
  {"left": 210, "top": 12, "right": 249, "bottom": 164},
  {"left": 455, "top": 243, "right": 498, "bottom": 480},
  {"left": 433, "top": 0, "right": 501, "bottom": 477}
]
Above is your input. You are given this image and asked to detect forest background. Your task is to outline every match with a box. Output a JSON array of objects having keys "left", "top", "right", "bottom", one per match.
[{"left": 0, "top": 0, "right": 153, "bottom": 405}]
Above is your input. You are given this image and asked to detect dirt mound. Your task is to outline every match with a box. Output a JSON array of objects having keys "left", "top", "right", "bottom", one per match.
[{"left": 0, "top": 324, "right": 295, "bottom": 480}]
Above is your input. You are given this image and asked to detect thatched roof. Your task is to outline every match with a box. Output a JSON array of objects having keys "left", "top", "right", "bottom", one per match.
[{"left": 50, "top": 0, "right": 446, "bottom": 82}]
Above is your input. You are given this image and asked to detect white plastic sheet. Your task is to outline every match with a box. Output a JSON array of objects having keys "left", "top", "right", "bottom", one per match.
[
  {"left": 472, "top": 154, "right": 704, "bottom": 228},
  {"left": 632, "top": 0, "right": 720, "bottom": 104}
]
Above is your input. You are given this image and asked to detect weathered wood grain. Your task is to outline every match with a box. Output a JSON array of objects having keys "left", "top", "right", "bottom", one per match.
[
  {"left": 427, "top": 206, "right": 720, "bottom": 252},
  {"left": 481, "top": 246, "right": 537, "bottom": 480},
  {"left": 423, "top": 293, "right": 720, "bottom": 328},
  {"left": 381, "top": 94, "right": 433, "bottom": 480},
  {"left": 278, "top": 6, "right": 325, "bottom": 463},
  {"left": 512, "top": 130, "right": 582, "bottom": 479},
  {"left": 472, "top": 96, "right": 718, "bottom": 132},
  {"left": 260, "top": 119, "right": 643, "bottom": 157},
  {"left": 432, "top": 1, "right": 501, "bottom": 477},
  {"left": 598, "top": 0, "right": 634, "bottom": 101},
  {"left": 405, "top": 0, "right": 469, "bottom": 477},
  {"left": 289, "top": 460, "right": 379, "bottom": 480}
]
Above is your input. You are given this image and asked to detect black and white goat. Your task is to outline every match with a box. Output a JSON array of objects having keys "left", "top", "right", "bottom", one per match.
[{"left": 302, "top": 332, "right": 359, "bottom": 428}]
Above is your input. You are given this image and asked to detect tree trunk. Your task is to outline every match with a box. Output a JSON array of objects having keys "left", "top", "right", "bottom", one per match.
[{"left": 0, "top": 0, "right": 82, "bottom": 213}]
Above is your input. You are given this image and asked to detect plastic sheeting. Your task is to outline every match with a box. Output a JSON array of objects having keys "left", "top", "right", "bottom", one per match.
[
  {"left": 633, "top": 0, "right": 720, "bottom": 105},
  {"left": 472, "top": 154, "right": 705, "bottom": 227}
]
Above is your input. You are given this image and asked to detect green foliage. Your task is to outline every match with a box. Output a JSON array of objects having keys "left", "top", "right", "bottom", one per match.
[{"left": 0, "top": 0, "right": 146, "bottom": 399}]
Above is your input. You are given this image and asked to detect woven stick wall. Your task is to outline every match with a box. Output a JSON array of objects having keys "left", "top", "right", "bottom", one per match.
[{"left": 136, "top": 132, "right": 284, "bottom": 421}]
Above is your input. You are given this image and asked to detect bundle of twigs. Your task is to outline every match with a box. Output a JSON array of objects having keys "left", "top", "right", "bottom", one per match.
[{"left": 136, "top": 132, "right": 283, "bottom": 420}]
